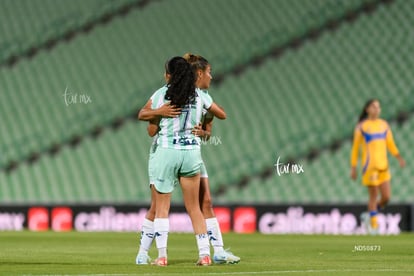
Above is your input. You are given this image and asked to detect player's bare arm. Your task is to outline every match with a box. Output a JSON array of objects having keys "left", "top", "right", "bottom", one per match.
[
  {"left": 207, "top": 103, "right": 226, "bottom": 120},
  {"left": 395, "top": 153, "right": 406, "bottom": 168},
  {"left": 147, "top": 119, "right": 160, "bottom": 137},
  {"left": 138, "top": 99, "right": 181, "bottom": 121}
]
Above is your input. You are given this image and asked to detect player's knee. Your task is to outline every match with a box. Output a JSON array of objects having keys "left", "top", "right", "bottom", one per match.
[
  {"left": 201, "top": 196, "right": 213, "bottom": 211},
  {"left": 146, "top": 204, "right": 156, "bottom": 220}
]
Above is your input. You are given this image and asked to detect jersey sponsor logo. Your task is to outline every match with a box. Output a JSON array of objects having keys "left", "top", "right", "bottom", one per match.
[{"left": 172, "top": 136, "right": 199, "bottom": 146}]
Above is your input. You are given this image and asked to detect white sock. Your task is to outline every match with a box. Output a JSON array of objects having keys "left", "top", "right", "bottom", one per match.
[
  {"left": 206, "top": 217, "right": 224, "bottom": 254},
  {"left": 154, "top": 218, "right": 169, "bottom": 258},
  {"left": 138, "top": 218, "right": 154, "bottom": 254},
  {"left": 196, "top": 233, "right": 210, "bottom": 257}
]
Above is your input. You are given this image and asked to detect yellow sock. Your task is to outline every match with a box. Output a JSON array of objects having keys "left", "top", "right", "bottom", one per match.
[{"left": 370, "top": 214, "right": 378, "bottom": 229}]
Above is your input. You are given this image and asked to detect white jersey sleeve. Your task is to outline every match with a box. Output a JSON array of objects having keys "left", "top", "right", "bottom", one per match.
[
  {"left": 150, "top": 86, "right": 168, "bottom": 109},
  {"left": 198, "top": 89, "right": 213, "bottom": 110}
]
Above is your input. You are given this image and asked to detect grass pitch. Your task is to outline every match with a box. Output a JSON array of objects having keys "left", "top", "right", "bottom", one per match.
[{"left": 0, "top": 232, "right": 413, "bottom": 275}]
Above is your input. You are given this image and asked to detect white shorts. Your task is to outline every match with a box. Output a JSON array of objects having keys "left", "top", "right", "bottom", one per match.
[{"left": 200, "top": 161, "right": 208, "bottom": 178}]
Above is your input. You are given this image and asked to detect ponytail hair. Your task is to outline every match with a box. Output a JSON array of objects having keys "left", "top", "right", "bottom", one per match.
[
  {"left": 358, "top": 98, "right": 378, "bottom": 122},
  {"left": 164, "top": 56, "right": 196, "bottom": 107},
  {"left": 183, "top": 52, "right": 209, "bottom": 73}
]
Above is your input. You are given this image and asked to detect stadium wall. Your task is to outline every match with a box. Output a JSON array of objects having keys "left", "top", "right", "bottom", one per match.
[{"left": 1, "top": 204, "right": 412, "bottom": 234}]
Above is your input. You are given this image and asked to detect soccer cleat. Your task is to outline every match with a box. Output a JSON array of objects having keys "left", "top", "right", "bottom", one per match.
[
  {"left": 151, "top": 257, "right": 168, "bottom": 266},
  {"left": 213, "top": 249, "right": 240, "bottom": 264},
  {"left": 196, "top": 255, "right": 212, "bottom": 266},
  {"left": 370, "top": 227, "right": 379, "bottom": 235},
  {"left": 360, "top": 212, "right": 370, "bottom": 231},
  {"left": 135, "top": 252, "right": 151, "bottom": 265}
]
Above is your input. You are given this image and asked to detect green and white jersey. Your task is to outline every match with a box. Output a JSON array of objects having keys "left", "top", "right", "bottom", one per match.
[
  {"left": 148, "top": 86, "right": 168, "bottom": 154},
  {"left": 150, "top": 85, "right": 168, "bottom": 108},
  {"left": 149, "top": 134, "right": 158, "bottom": 154},
  {"left": 199, "top": 89, "right": 214, "bottom": 124},
  {"left": 151, "top": 87, "right": 213, "bottom": 150}
]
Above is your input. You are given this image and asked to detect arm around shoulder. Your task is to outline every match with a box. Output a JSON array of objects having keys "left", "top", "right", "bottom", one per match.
[{"left": 138, "top": 100, "right": 155, "bottom": 121}]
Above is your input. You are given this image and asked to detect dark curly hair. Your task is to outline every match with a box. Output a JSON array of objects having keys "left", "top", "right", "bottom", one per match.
[
  {"left": 164, "top": 56, "right": 196, "bottom": 107},
  {"left": 358, "top": 98, "right": 378, "bottom": 122}
]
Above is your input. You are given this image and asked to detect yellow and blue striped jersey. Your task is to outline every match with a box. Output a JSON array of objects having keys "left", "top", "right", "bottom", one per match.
[{"left": 350, "top": 119, "right": 399, "bottom": 172}]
